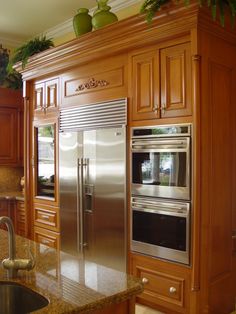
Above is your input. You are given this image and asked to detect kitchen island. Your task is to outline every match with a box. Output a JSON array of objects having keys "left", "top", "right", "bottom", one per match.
[{"left": 0, "top": 230, "right": 143, "bottom": 313}]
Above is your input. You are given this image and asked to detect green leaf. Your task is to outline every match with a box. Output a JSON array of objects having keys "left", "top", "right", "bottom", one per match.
[
  {"left": 211, "top": 3, "right": 217, "bottom": 20},
  {"left": 10, "top": 36, "right": 54, "bottom": 69}
]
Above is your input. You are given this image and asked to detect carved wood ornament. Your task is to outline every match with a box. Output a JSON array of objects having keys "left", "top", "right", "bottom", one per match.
[{"left": 75, "top": 77, "right": 109, "bottom": 92}]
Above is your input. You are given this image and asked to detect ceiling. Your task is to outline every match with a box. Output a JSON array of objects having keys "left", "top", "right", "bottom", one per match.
[{"left": 0, "top": 0, "right": 97, "bottom": 46}]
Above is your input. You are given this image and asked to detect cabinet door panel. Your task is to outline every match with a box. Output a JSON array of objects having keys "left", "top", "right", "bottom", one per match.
[
  {"left": 0, "top": 108, "right": 17, "bottom": 164},
  {"left": 46, "top": 79, "right": 58, "bottom": 109},
  {"left": 131, "top": 50, "right": 160, "bottom": 121},
  {"left": 161, "top": 42, "right": 192, "bottom": 118},
  {"left": 34, "top": 83, "right": 44, "bottom": 111},
  {"left": 33, "top": 78, "right": 59, "bottom": 116}
]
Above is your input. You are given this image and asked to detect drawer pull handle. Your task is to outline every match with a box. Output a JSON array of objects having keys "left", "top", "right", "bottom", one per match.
[
  {"left": 41, "top": 215, "right": 50, "bottom": 219},
  {"left": 169, "top": 287, "right": 177, "bottom": 294},
  {"left": 142, "top": 277, "right": 149, "bottom": 284},
  {"left": 42, "top": 239, "right": 50, "bottom": 244}
]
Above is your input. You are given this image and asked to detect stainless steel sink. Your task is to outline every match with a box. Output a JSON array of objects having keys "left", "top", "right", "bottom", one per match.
[{"left": 0, "top": 281, "right": 49, "bottom": 313}]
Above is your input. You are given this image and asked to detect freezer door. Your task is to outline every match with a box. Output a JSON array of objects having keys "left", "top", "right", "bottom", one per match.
[
  {"left": 59, "top": 131, "right": 83, "bottom": 255},
  {"left": 83, "top": 128, "right": 126, "bottom": 272}
]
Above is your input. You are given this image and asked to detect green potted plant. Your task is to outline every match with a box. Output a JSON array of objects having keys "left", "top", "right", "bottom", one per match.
[
  {"left": 8, "top": 36, "right": 54, "bottom": 70},
  {"left": 0, "top": 44, "right": 22, "bottom": 90},
  {"left": 140, "top": 0, "right": 236, "bottom": 26}
]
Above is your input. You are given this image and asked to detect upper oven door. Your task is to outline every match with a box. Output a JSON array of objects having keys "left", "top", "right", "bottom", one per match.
[{"left": 131, "top": 137, "right": 190, "bottom": 200}]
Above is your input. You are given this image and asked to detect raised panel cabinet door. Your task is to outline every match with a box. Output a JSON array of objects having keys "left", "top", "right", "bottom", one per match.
[
  {"left": 45, "top": 79, "right": 58, "bottom": 110},
  {"left": 34, "top": 82, "right": 44, "bottom": 112},
  {"left": 160, "top": 42, "right": 192, "bottom": 118},
  {"left": 0, "top": 108, "right": 17, "bottom": 164},
  {"left": 131, "top": 50, "right": 160, "bottom": 121},
  {"left": 34, "top": 78, "right": 59, "bottom": 115}
]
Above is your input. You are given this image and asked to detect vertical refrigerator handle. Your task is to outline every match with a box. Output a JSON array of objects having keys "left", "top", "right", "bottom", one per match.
[{"left": 77, "top": 158, "right": 84, "bottom": 253}]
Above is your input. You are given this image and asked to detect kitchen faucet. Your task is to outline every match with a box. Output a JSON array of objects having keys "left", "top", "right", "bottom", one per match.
[{"left": 0, "top": 216, "right": 35, "bottom": 278}]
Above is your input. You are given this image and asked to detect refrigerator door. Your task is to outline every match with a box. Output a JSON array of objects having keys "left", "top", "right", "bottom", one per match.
[
  {"left": 59, "top": 131, "right": 83, "bottom": 255},
  {"left": 59, "top": 127, "right": 126, "bottom": 272},
  {"left": 83, "top": 127, "right": 126, "bottom": 272}
]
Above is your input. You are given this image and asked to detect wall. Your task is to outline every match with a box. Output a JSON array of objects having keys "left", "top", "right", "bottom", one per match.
[{"left": 0, "top": 167, "right": 24, "bottom": 192}]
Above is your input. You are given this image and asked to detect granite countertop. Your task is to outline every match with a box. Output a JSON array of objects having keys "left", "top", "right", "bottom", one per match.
[
  {"left": 0, "top": 191, "right": 24, "bottom": 201},
  {"left": 0, "top": 230, "right": 143, "bottom": 313}
]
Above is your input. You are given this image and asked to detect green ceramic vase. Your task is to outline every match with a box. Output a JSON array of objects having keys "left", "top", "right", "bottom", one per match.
[
  {"left": 73, "top": 8, "right": 92, "bottom": 37},
  {"left": 93, "top": 0, "right": 109, "bottom": 16},
  {"left": 92, "top": 5, "right": 118, "bottom": 30}
]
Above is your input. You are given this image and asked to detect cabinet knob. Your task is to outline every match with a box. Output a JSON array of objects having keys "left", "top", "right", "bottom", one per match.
[
  {"left": 152, "top": 105, "right": 159, "bottom": 113},
  {"left": 161, "top": 103, "right": 166, "bottom": 114},
  {"left": 142, "top": 277, "right": 149, "bottom": 284},
  {"left": 169, "top": 286, "right": 177, "bottom": 294}
]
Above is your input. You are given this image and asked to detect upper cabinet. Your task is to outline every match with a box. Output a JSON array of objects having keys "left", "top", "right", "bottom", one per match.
[
  {"left": 130, "top": 41, "right": 192, "bottom": 121},
  {"left": 61, "top": 54, "right": 128, "bottom": 107},
  {"left": 0, "top": 88, "right": 23, "bottom": 165},
  {"left": 34, "top": 78, "right": 59, "bottom": 116}
]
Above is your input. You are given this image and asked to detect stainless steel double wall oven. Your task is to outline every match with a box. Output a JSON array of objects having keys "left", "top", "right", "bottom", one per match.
[{"left": 131, "top": 124, "right": 192, "bottom": 265}]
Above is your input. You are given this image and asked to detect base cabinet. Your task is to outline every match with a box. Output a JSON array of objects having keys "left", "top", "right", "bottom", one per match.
[
  {"left": 131, "top": 254, "right": 190, "bottom": 314},
  {"left": 16, "top": 200, "right": 26, "bottom": 237},
  {"left": 34, "top": 225, "right": 60, "bottom": 249}
]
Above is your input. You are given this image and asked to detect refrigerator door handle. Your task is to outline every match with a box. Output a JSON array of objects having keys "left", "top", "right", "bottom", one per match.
[{"left": 78, "top": 158, "right": 84, "bottom": 253}]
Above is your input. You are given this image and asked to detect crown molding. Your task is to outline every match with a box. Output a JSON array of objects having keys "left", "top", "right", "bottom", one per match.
[
  {"left": 0, "top": 36, "right": 24, "bottom": 48},
  {"left": 44, "top": 0, "right": 142, "bottom": 39}
]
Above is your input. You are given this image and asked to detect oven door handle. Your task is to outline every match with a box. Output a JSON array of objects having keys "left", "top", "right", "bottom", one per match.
[
  {"left": 132, "top": 199, "right": 189, "bottom": 211},
  {"left": 132, "top": 206, "right": 189, "bottom": 218},
  {"left": 132, "top": 138, "right": 190, "bottom": 150}
]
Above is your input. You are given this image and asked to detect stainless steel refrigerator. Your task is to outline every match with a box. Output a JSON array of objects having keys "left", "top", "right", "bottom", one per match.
[{"left": 59, "top": 100, "right": 127, "bottom": 272}]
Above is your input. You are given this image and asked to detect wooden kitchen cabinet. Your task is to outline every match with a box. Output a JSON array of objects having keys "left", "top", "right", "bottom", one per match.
[
  {"left": 61, "top": 53, "right": 128, "bottom": 108},
  {"left": 16, "top": 200, "right": 26, "bottom": 237},
  {"left": 131, "top": 253, "right": 190, "bottom": 313},
  {"left": 34, "top": 225, "right": 60, "bottom": 249},
  {"left": 0, "top": 199, "right": 16, "bottom": 231},
  {"left": 0, "top": 88, "right": 23, "bottom": 165},
  {"left": 16, "top": 3, "right": 236, "bottom": 313},
  {"left": 130, "top": 41, "right": 192, "bottom": 122},
  {"left": 33, "top": 77, "right": 59, "bottom": 116},
  {"left": 31, "top": 116, "right": 59, "bottom": 245},
  {"left": 34, "top": 203, "right": 59, "bottom": 232}
]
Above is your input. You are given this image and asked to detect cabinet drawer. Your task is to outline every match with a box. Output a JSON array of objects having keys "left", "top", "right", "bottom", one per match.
[
  {"left": 35, "top": 208, "right": 58, "bottom": 228},
  {"left": 138, "top": 267, "right": 184, "bottom": 306},
  {"left": 131, "top": 254, "right": 190, "bottom": 313},
  {"left": 34, "top": 226, "right": 59, "bottom": 249},
  {"left": 34, "top": 204, "right": 59, "bottom": 232}
]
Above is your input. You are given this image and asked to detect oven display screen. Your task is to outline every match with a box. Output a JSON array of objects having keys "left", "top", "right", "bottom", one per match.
[{"left": 132, "top": 210, "right": 186, "bottom": 251}]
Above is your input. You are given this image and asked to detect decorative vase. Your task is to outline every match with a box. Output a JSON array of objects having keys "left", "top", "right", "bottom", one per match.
[
  {"left": 93, "top": 0, "right": 109, "bottom": 16},
  {"left": 92, "top": 4, "right": 118, "bottom": 30},
  {"left": 73, "top": 8, "right": 92, "bottom": 37}
]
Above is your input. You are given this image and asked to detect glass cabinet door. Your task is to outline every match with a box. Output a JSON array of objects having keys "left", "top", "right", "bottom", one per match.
[{"left": 35, "top": 124, "right": 55, "bottom": 199}]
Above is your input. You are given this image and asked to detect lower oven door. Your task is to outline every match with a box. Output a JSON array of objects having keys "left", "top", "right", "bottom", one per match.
[{"left": 131, "top": 197, "right": 190, "bottom": 265}]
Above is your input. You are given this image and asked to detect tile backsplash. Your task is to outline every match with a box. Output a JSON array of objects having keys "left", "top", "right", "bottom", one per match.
[{"left": 0, "top": 166, "right": 24, "bottom": 192}]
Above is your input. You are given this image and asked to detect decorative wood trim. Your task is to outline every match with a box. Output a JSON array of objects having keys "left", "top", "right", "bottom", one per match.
[
  {"left": 75, "top": 78, "right": 109, "bottom": 92},
  {"left": 191, "top": 53, "right": 201, "bottom": 292}
]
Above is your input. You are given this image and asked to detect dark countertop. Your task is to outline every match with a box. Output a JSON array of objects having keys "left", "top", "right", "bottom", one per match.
[
  {"left": 0, "top": 230, "right": 143, "bottom": 313},
  {"left": 0, "top": 191, "right": 24, "bottom": 201}
]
